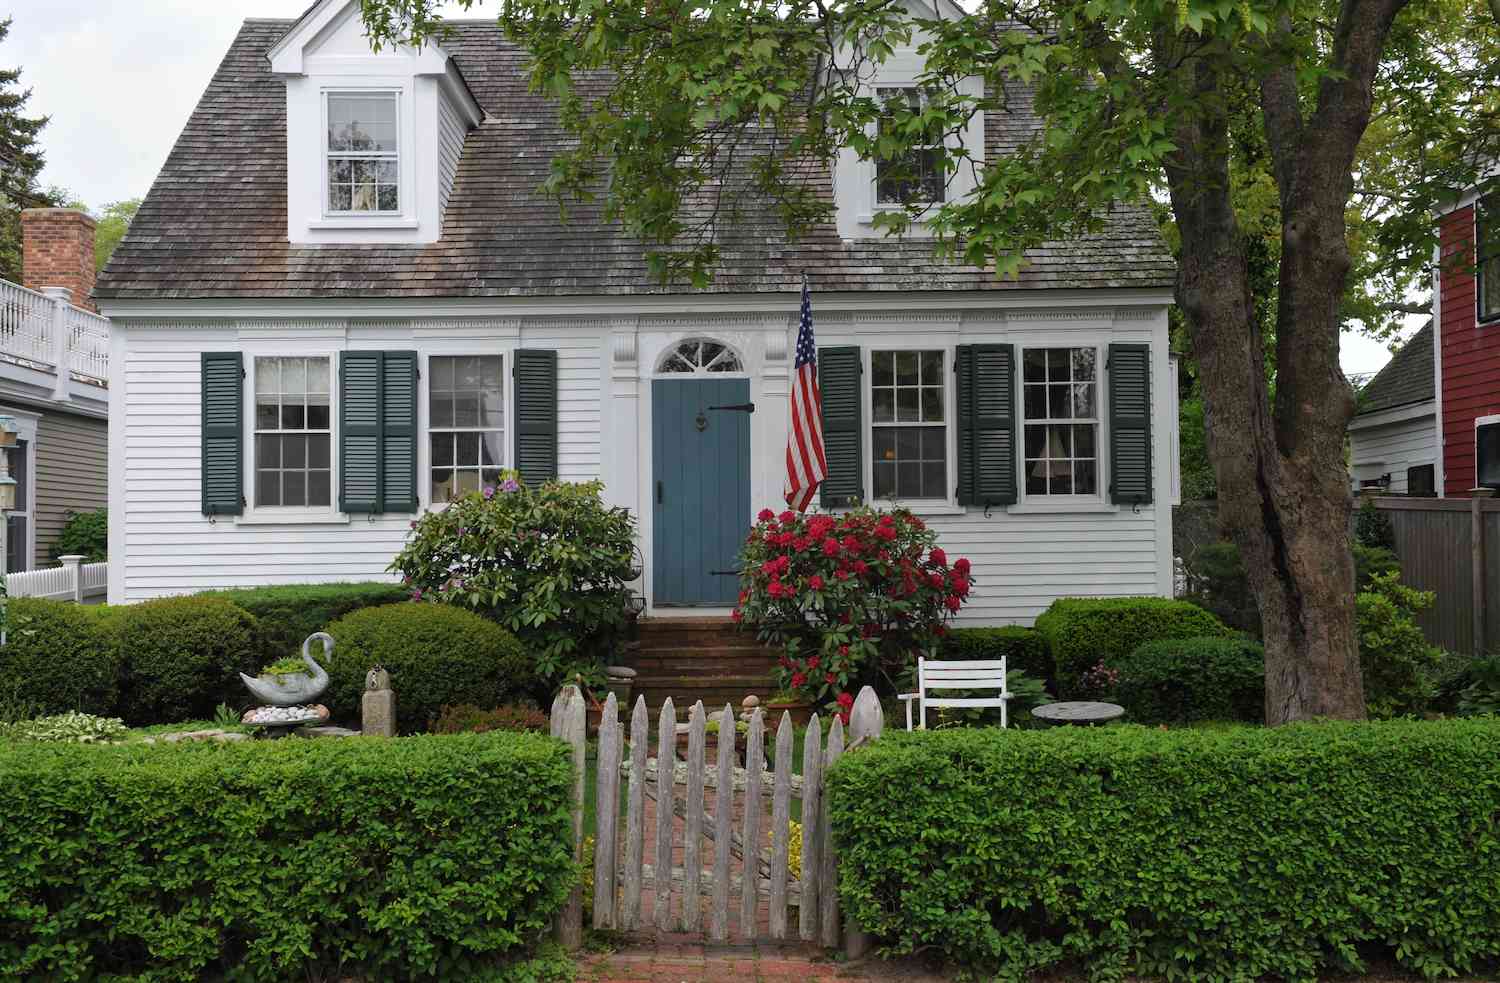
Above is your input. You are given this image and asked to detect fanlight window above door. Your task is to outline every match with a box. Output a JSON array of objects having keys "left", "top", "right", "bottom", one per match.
[{"left": 658, "top": 339, "right": 744, "bottom": 374}]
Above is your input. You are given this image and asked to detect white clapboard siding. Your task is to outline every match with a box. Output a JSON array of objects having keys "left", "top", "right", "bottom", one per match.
[
  {"left": 1348, "top": 406, "right": 1438, "bottom": 494},
  {"left": 436, "top": 92, "right": 466, "bottom": 216},
  {"left": 115, "top": 321, "right": 605, "bottom": 600}
]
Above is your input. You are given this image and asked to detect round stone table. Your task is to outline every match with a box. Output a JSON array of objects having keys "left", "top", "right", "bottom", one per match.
[{"left": 1031, "top": 701, "right": 1126, "bottom": 726}]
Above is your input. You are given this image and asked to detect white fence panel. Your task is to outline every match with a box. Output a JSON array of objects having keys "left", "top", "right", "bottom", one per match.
[{"left": 6, "top": 557, "right": 107, "bottom": 602}]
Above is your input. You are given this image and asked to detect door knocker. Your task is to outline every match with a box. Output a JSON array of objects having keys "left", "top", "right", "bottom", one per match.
[{"left": 695, "top": 411, "right": 708, "bottom": 432}]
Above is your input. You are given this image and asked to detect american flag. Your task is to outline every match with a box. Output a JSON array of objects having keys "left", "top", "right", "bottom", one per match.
[{"left": 784, "top": 275, "right": 827, "bottom": 511}]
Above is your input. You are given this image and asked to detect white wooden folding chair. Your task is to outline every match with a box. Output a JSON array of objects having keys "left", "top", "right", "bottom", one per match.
[{"left": 899, "top": 656, "right": 1011, "bottom": 730}]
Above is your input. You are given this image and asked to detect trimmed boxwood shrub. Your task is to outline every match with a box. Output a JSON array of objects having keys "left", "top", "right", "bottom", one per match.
[
  {"left": 198, "top": 581, "right": 409, "bottom": 662},
  {"left": 827, "top": 720, "right": 1500, "bottom": 981},
  {"left": 0, "top": 733, "right": 573, "bottom": 981},
  {"left": 943, "top": 626, "right": 1050, "bottom": 684},
  {"left": 1108, "top": 636, "right": 1265, "bottom": 724},
  {"left": 110, "top": 596, "right": 260, "bottom": 724},
  {"left": 324, "top": 603, "right": 532, "bottom": 732},
  {"left": 1034, "top": 596, "right": 1232, "bottom": 696},
  {"left": 0, "top": 598, "right": 118, "bottom": 716}
]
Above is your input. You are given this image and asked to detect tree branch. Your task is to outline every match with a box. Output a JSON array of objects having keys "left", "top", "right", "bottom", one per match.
[{"left": 1380, "top": 301, "right": 1431, "bottom": 315}]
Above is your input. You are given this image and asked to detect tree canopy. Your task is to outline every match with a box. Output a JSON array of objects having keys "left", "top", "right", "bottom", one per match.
[{"left": 0, "top": 16, "right": 63, "bottom": 283}]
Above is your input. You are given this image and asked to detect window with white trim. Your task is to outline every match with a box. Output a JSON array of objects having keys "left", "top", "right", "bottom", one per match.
[
  {"left": 325, "top": 91, "right": 399, "bottom": 214},
  {"left": 429, "top": 355, "right": 504, "bottom": 502},
  {"left": 874, "top": 87, "right": 945, "bottom": 206},
  {"left": 871, "top": 350, "right": 947, "bottom": 499},
  {"left": 1022, "top": 347, "right": 1099, "bottom": 496},
  {"left": 1480, "top": 194, "right": 1499, "bottom": 323},
  {"left": 255, "top": 356, "right": 332, "bottom": 507}
]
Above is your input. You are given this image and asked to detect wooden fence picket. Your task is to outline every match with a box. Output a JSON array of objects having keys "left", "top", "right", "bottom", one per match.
[
  {"left": 798, "top": 713, "right": 823, "bottom": 942},
  {"left": 683, "top": 702, "right": 706, "bottom": 933},
  {"left": 710, "top": 704, "right": 735, "bottom": 940},
  {"left": 654, "top": 697, "right": 677, "bottom": 931},
  {"left": 818, "top": 715, "right": 845, "bottom": 948},
  {"left": 769, "top": 711, "right": 793, "bottom": 939},
  {"left": 621, "top": 696, "right": 649, "bottom": 930},
  {"left": 593, "top": 692, "right": 621, "bottom": 930},
  {"left": 554, "top": 686, "right": 586, "bottom": 949},
  {"left": 739, "top": 707, "right": 765, "bottom": 938},
  {"left": 844, "top": 687, "right": 883, "bottom": 958}
]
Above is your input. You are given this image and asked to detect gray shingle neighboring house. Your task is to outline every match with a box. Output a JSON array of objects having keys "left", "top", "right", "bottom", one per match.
[
  {"left": 1349, "top": 322, "right": 1438, "bottom": 495},
  {"left": 96, "top": 0, "right": 1180, "bottom": 621}
]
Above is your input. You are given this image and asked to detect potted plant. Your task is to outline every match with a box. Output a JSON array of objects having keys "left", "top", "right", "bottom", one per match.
[
  {"left": 764, "top": 690, "right": 815, "bottom": 727},
  {"left": 683, "top": 716, "right": 751, "bottom": 766}
]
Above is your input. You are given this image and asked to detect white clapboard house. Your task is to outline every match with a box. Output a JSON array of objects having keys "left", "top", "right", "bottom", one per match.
[{"left": 96, "top": 0, "right": 1180, "bottom": 622}]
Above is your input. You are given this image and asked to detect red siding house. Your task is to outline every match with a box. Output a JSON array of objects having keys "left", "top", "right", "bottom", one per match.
[{"left": 1437, "top": 190, "right": 1500, "bottom": 496}]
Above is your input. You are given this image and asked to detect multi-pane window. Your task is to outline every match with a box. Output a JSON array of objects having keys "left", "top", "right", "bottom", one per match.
[
  {"left": 430, "top": 355, "right": 504, "bottom": 502},
  {"left": 1023, "top": 348, "right": 1099, "bottom": 496},
  {"left": 871, "top": 350, "right": 947, "bottom": 499},
  {"left": 326, "top": 92, "right": 399, "bottom": 214},
  {"left": 255, "top": 356, "right": 332, "bottom": 507},
  {"left": 874, "top": 87, "right": 945, "bottom": 206},
  {"left": 1481, "top": 195, "right": 1500, "bottom": 322}
]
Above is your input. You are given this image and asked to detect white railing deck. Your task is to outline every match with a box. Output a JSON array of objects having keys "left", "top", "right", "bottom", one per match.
[
  {"left": 6, "top": 557, "right": 107, "bottom": 603},
  {"left": 0, "top": 278, "right": 109, "bottom": 386}
]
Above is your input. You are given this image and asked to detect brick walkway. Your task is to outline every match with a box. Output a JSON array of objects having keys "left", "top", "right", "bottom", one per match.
[{"left": 578, "top": 940, "right": 952, "bottom": 982}]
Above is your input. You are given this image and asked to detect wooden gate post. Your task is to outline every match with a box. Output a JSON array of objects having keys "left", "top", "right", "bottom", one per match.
[
  {"left": 1473, "top": 494, "right": 1487, "bottom": 657},
  {"left": 842, "top": 686, "right": 884, "bottom": 960},
  {"left": 550, "top": 685, "right": 588, "bottom": 949},
  {"left": 593, "top": 692, "right": 622, "bottom": 930}
]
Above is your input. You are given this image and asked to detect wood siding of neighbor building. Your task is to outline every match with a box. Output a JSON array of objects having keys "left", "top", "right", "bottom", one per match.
[
  {"left": 108, "top": 303, "right": 1174, "bottom": 620},
  {"left": 1348, "top": 406, "right": 1438, "bottom": 495},
  {"left": 34, "top": 409, "right": 107, "bottom": 567},
  {"left": 1439, "top": 204, "right": 1500, "bottom": 495}
]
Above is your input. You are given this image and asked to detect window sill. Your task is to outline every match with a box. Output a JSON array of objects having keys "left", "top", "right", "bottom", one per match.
[
  {"left": 235, "top": 510, "right": 350, "bottom": 526},
  {"left": 307, "top": 218, "right": 419, "bottom": 231},
  {"left": 1006, "top": 501, "right": 1120, "bottom": 515}
]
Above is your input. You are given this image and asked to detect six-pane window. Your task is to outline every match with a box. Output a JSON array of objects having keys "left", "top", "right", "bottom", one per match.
[
  {"left": 874, "top": 87, "right": 946, "bottom": 206},
  {"left": 1023, "top": 347, "right": 1099, "bottom": 496},
  {"left": 430, "top": 355, "right": 504, "bottom": 502},
  {"left": 1481, "top": 195, "right": 1499, "bottom": 322},
  {"left": 255, "top": 356, "right": 332, "bottom": 507},
  {"left": 326, "top": 92, "right": 399, "bottom": 214},
  {"left": 871, "top": 350, "right": 947, "bottom": 499}
]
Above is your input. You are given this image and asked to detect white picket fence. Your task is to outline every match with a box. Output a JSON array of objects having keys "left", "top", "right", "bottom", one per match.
[
  {"left": 6, "top": 555, "right": 106, "bottom": 603},
  {"left": 0, "top": 278, "right": 110, "bottom": 386},
  {"left": 549, "top": 685, "right": 882, "bottom": 953}
]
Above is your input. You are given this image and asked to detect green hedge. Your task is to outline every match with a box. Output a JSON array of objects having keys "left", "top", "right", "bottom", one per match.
[
  {"left": 943, "top": 626, "right": 1051, "bottom": 683},
  {"left": 0, "top": 598, "right": 119, "bottom": 717},
  {"left": 827, "top": 721, "right": 1500, "bottom": 981},
  {"left": 324, "top": 603, "right": 533, "bottom": 732},
  {"left": 198, "top": 581, "right": 410, "bottom": 662},
  {"left": 1108, "top": 636, "right": 1265, "bottom": 724},
  {"left": 109, "top": 596, "right": 261, "bottom": 724},
  {"left": 0, "top": 733, "right": 573, "bottom": 981},
  {"left": 1034, "top": 596, "right": 1232, "bottom": 696}
]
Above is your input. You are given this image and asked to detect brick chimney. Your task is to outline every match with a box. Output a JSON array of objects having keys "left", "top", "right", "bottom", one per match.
[{"left": 21, "top": 207, "right": 97, "bottom": 312}]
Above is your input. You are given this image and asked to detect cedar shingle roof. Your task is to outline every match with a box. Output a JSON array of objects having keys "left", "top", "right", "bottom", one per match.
[
  {"left": 95, "top": 19, "right": 1177, "bottom": 301},
  {"left": 1357, "top": 321, "right": 1435, "bottom": 415}
]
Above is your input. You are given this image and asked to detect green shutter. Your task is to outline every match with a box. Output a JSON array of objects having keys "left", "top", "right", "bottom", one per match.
[
  {"left": 513, "top": 349, "right": 558, "bottom": 488},
  {"left": 955, "top": 343, "right": 1018, "bottom": 507},
  {"left": 339, "top": 351, "right": 419, "bottom": 514},
  {"left": 201, "top": 352, "right": 243, "bottom": 516},
  {"left": 381, "top": 352, "right": 419, "bottom": 512},
  {"left": 1108, "top": 343, "right": 1153, "bottom": 505},
  {"left": 340, "top": 351, "right": 382, "bottom": 513},
  {"left": 818, "top": 346, "right": 863, "bottom": 508}
]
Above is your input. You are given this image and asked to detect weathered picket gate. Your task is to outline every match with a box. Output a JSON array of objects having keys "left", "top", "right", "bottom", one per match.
[{"left": 550, "top": 685, "right": 883, "bottom": 952}]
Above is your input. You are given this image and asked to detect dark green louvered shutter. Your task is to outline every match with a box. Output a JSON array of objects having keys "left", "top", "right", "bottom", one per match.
[
  {"left": 380, "top": 352, "right": 419, "bottom": 512},
  {"left": 955, "top": 343, "right": 1018, "bottom": 507},
  {"left": 513, "top": 349, "right": 558, "bottom": 488},
  {"left": 339, "top": 351, "right": 419, "bottom": 513},
  {"left": 201, "top": 352, "right": 244, "bottom": 516},
  {"left": 818, "top": 347, "right": 863, "bottom": 508},
  {"left": 1107, "top": 343, "right": 1153, "bottom": 505}
]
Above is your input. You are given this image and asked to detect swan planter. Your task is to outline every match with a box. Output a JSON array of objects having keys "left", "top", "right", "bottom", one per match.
[{"left": 240, "top": 633, "right": 334, "bottom": 732}]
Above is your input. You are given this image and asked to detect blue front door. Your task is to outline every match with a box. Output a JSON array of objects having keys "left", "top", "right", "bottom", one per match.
[{"left": 652, "top": 378, "right": 752, "bottom": 605}]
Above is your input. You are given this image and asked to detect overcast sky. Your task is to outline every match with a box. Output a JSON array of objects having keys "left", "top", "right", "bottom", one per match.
[{"left": 11, "top": 0, "right": 1418, "bottom": 375}]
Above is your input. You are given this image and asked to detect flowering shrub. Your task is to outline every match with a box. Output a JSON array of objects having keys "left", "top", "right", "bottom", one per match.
[
  {"left": 1075, "top": 661, "right": 1120, "bottom": 699},
  {"left": 390, "top": 470, "right": 637, "bottom": 691},
  {"left": 735, "top": 506, "right": 973, "bottom": 712}
]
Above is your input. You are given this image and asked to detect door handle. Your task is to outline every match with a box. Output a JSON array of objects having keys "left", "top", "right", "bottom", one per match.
[{"left": 656, "top": 480, "right": 663, "bottom": 505}]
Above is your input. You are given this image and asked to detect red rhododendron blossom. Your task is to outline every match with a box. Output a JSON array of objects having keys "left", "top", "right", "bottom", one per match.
[
  {"left": 945, "top": 595, "right": 962, "bottom": 612},
  {"left": 838, "top": 644, "right": 850, "bottom": 657},
  {"left": 837, "top": 691, "right": 855, "bottom": 709},
  {"left": 822, "top": 537, "right": 841, "bottom": 557},
  {"left": 779, "top": 510, "right": 796, "bottom": 523},
  {"left": 852, "top": 560, "right": 869, "bottom": 576},
  {"left": 952, "top": 576, "right": 971, "bottom": 596},
  {"left": 929, "top": 547, "right": 947, "bottom": 567},
  {"left": 955, "top": 557, "right": 971, "bottom": 575},
  {"left": 825, "top": 672, "right": 837, "bottom": 684},
  {"left": 808, "top": 575, "right": 825, "bottom": 590},
  {"left": 808, "top": 655, "right": 821, "bottom": 669},
  {"left": 928, "top": 573, "right": 945, "bottom": 589},
  {"left": 791, "top": 672, "right": 807, "bottom": 688},
  {"left": 838, "top": 710, "right": 851, "bottom": 726},
  {"left": 836, "top": 569, "right": 852, "bottom": 581},
  {"left": 758, "top": 508, "right": 776, "bottom": 522},
  {"left": 730, "top": 608, "right": 743, "bottom": 622}
]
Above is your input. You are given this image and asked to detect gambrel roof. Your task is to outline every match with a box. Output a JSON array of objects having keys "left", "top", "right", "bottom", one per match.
[{"left": 95, "top": 19, "right": 1176, "bottom": 300}]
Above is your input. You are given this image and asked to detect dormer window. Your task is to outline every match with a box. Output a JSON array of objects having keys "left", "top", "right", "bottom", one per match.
[
  {"left": 875, "top": 87, "right": 946, "bottom": 206},
  {"left": 325, "top": 91, "right": 400, "bottom": 215}
]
